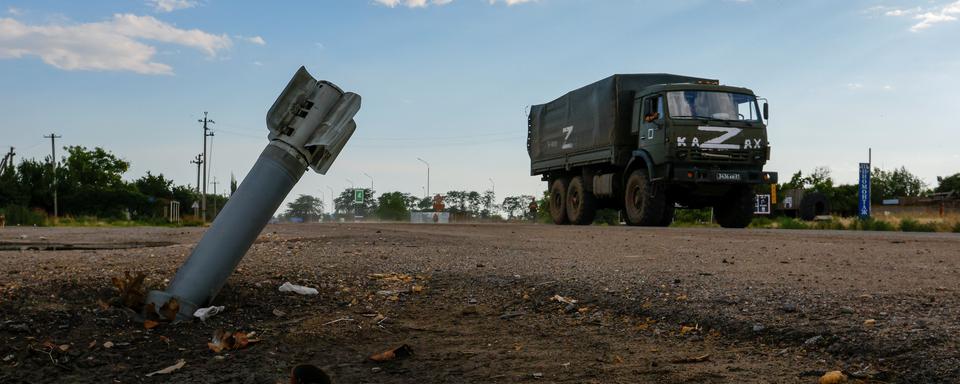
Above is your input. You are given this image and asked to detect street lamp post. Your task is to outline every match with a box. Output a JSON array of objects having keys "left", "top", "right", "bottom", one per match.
[
  {"left": 363, "top": 172, "right": 373, "bottom": 190},
  {"left": 417, "top": 157, "right": 430, "bottom": 197}
]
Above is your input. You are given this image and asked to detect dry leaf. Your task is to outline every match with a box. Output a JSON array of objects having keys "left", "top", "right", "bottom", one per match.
[
  {"left": 369, "top": 344, "right": 413, "bottom": 362},
  {"left": 863, "top": 319, "right": 877, "bottom": 327},
  {"left": 144, "top": 320, "right": 160, "bottom": 329},
  {"left": 207, "top": 330, "right": 260, "bottom": 353},
  {"left": 550, "top": 294, "right": 577, "bottom": 305},
  {"left": 819, "top": 370, "right": 848, "bottom": 384},
  {"left": 111, "top": 271, "right": 147, "bottom": 310},
  {"left": 145, "top": 359, "right": 186, "bottom": 377},
  {"left": 159, "top": 298, "right": 180, "bottom": 321}
]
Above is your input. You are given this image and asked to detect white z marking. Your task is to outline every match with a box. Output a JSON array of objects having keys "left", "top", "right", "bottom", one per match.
[
  {"left": 561, "top": 126, "right": 573, "bottom": 149},
  {"left": 698, "top": 126, "right": 742, "bottom": 150}
]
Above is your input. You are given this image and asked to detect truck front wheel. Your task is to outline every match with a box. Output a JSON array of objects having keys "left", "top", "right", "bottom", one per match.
[
  {"left": 623, "top": 169, "right": 669, "bottom": 226},
  {"left": 549, "top": 178, "right": 570, "bottom": 225},
  {"left": 566, "top": 176, "right": 597, "bottom": 225},
  {"left": 715, "top": 186, "right": 755, "bottom": 228}
]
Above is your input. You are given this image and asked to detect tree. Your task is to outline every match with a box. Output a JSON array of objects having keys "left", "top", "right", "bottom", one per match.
[
  {"left": 936, "top": 173, "right": 960, "bottom": 194},
  {"left": 377, "top": 191, "right": 410, "bottom": 221},
  {"left": 872, "top": 166, "right": 925, "bottom": 202},
  {"left": 172, "top": 185, "right": 198, "bottom": 216},
  {"left": 134, "top": 171, "right": 173, "bottom": 199},
  {"left": 334, "top": 188, "right": 377, "bottom": 217},
  {"left": 501, "top": 196, "right": 523, "bottom": 219},
  {"left": 284, "top": 194, "right": 323, "bottom": 221}
]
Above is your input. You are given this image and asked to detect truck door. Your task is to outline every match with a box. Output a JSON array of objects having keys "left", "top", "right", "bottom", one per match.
[{"left": 638, "top": 95, "right": 664, "bottom": 149}]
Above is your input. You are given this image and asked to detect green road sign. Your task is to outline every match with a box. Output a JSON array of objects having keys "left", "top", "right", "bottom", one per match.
[{"left": 354, "top": 189, "right": 364, "bottom": 203}]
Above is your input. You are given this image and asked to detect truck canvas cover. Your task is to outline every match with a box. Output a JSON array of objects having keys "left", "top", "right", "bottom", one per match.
[{"left": 527, "top": 74, "right": 714, "bottom": 173}]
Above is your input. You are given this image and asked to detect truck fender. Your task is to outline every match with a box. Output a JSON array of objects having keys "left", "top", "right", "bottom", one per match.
[{"left": 626, "top": 150, "right": 655, "bottom": 179}]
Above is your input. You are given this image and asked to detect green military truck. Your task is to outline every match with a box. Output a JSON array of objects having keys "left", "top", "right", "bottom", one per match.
[{"left": 527, "top": 74, "right": 777, "bottom": 228}]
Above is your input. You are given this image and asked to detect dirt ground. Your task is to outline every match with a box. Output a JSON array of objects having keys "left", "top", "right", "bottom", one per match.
[{"left": 0, "top": 223, "right": 958, "bottom": 383}]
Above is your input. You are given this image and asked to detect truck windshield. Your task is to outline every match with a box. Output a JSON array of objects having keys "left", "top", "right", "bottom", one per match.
[{"left": 666, "top": 91, "right": 760, "bottom": 121}]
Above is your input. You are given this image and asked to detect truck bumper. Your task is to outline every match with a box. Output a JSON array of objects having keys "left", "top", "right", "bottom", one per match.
[{"left": 672, "top": 167, "right": 777, "bottom": 184}]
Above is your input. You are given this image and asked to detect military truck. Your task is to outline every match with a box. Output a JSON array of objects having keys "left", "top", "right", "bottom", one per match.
[{"left": 527, "top": 74, "right": 777, "bottom": 228}]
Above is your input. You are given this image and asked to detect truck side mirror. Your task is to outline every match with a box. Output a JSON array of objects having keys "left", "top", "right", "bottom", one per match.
[{"left": 763, "top": 102, "right": 769, "bottom": 120}]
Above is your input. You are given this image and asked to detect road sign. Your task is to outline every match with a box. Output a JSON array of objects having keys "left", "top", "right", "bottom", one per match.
[
  {"left": 754, "top": 194, "right": 771, "bottom": 215},
  {"left": 858, "top": 163, "right": 871, "bottom": 218},
  {"left": 191, "top": 201, "right": 200, "bottom": 209},
  {"left": 354, "top": 189, "right": 364, "bottom": 204}
]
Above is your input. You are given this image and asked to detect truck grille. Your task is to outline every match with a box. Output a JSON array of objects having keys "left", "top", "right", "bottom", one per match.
[{"left": 680, "top": 148, "right": 756, "bottom": 163}]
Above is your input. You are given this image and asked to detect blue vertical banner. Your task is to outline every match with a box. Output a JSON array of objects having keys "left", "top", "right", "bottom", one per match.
[{"left": 858, "top": 163, "right": 871, "bottom": 218}]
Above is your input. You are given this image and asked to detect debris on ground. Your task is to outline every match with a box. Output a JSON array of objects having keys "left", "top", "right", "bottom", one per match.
[
  {"left": 818, "top": 370, "right": 848, "bottom": 384},
  {"left": 670, "top": 354, "right": 711, "bottom": 364},
  {"left": 863, "top": 319, "right": 877, "bottom": 327},
  {"left": 207, "top": 330, "right": 260, "bottom": 353},
  {"left": 111, "top": 271, "right": 147, "bottom": 309},
  {"left": 368, "top": 273, "right": 414, "bottom": 282},
  {"left": 193, "top": 305, "right": 225, "bottom": 321},
  {"left": 290, "top": 364, "right": 332, "bottom": 384},
  {"left": 369, "top": 344, "right": 413, "bottom": 362},
  {"left": 144, "top": 359, "right": 186, "bottom": 377},
  {"left": 143, "top": 320, "right": 160, "bottom": 329},
  {"left": 279, "top": 282, "right": 319, "bottom": 295}
]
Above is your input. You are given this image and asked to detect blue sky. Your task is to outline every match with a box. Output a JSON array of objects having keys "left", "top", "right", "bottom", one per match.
[{"left": 1, "top": 0, "right": 958, "bottom": 211}]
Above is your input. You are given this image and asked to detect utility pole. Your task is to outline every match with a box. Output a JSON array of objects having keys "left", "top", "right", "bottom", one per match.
[
  {"left": 327, "top": 186, "right": 335, "bottom": 216},
  {"left": 211, "top": 177, "right": 219, "bottom": 219},
  {"left": 43, "top": 133, "right": 61, "bottom": 219},
  {"left": 199, "top": 112, "right": 215, "bottom": 223},
  {"left": 0, "top": 147, "right": 14, "bottom": 171},
  {"left": 191, "top": 154, "right": 203, "bottom": 217}
]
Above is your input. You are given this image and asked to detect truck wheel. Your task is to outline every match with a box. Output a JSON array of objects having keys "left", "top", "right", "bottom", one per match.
[
  {"left": 715, "top": 187, "right": 755, "bottom": 228},
  {"left": 623, "top": 169, "right": 668, "bottom": 226},
  {"left": 658, "top": 202, "right": 675, "bottom": 227},
  {"left": 549, "top": 178, "right": 570, "bottom": 225},
  {"left": 566, "top": 176, "right": 597, "bottom": 225},
  {"left": 799, "top": 192, "right": 829, "bottom": 221}
]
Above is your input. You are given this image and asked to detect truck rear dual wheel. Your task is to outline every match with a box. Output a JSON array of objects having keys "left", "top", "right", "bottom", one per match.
[
  {"left": 715, "top": 186, "right": 755, "bottom": 228},
  {"left": 549, "top": 178, "right": 570, "bottom": 225},
  {"left": 624, "top": 169, "right": 671, "bottom": 226},
  {"left": 566, "top": 176, "right": 597, "bottom": 225}
]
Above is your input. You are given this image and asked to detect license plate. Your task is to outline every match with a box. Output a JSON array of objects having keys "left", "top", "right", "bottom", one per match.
[{"left": 716, "top": 172, "right": 741, "bottom": 181}]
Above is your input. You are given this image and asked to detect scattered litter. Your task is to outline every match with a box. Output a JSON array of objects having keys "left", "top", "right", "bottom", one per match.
[
  {"left": 207, "top": 329, "right": 260, "bottom": 353},
  {"left": 670, "top": 354, "right": 711, "bottom": 364},
  {"left": 145, "top": 359, "right": 186, "bottom": 377},
  {"left": 679, "top": 324, "right": 701, "bottom": 335},
  {"left": 279, "top": 282, "right": 318, "bottom": 295},
  {"left": 272, "top": 308, "right": 287, "bottom": 317},
  {"left": 368, "top": 344, "right": 413, "bottom": 362},
  {"left": 532, "top": 372, "right": 544, "bottom": 379},
  {"left": 550, "top": 294, "right": 577, "bottom": 305},
  {"left": 863, "top": 319, "right": 877, "bottom": 327},
  {"left": 103, "top": 341, "right": 114, "bottom": 349},
  {"left": 290, "top": 364, "right": 332, "bottom": 384},
  {"left": 193, "top": 306, "right": 226, "bottom": 322},
  {"left": 818, "top": 370, "right": 848, "bottom": 384},
  {"left": 368, "top": 273, "right": 413, "bottom": 282}
]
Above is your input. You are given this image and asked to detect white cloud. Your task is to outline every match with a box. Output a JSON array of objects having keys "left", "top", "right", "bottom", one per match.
[
  {"left": 0, "top": 14, "right": 231, "bottom": 75},
  {"left": 375, "top": 0, "right": 533, "bottom": 7},
  {"left": 147, "top": 0, "right": 198, "bottom": 13},
  {"left": 245, "top": 35, "right": 266, "bottom": 45},
  {"left": 7, "top": 7, "right": 23, "bottom": 16},
  {"left": 879, "top": 1, "right": 960, "bottom": 31},
  {"left": 845, "top": 83, "right": 864, "bottom": 90}
]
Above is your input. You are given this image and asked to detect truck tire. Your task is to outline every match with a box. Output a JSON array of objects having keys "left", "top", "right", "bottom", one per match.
[
  {"left": 799, "top": 192, "right": 829, "bottom": 221},
  {"left": 715, "top": 187, "right": 755, "bottom": 228},
  {"left": 623, "top": 169, "right": 668, "bottom": 226},
  {"left": 566, "top": 176, "right": 597, "bottom": 225},
  {"left": 658, "top": 203, "right": 675, "bottom": 227},
  {"left": 549, "top": 178, "right": 570, "bottom": 225}
]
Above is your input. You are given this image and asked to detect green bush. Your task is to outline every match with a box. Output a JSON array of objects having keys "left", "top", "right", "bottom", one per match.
[
  {"left": 810, "top": 218, "right": 846, "bottom": 230},
  {"left": 776, "top": 217, "right": 809, "bottom": 229},
  {"left": 673, "top": 208, "right": 713, "bottom": 224},
  {"left": 593, "top": 209, "right": 621, "bottom": 225},
  {"left": 953, "top": 222, "right": 960, "bottom": 233},
  {"left": 749, "top": 216, "right": 775, "bottom": 228},
  {"left": 853, "top": 218, "right": 895, "bottom": 231},
  {"left": 899, "top": 218, "right": 937, "bottom": 233},
  {"left": 0, "top": 205, "right": 47, "bottom": 226}
]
